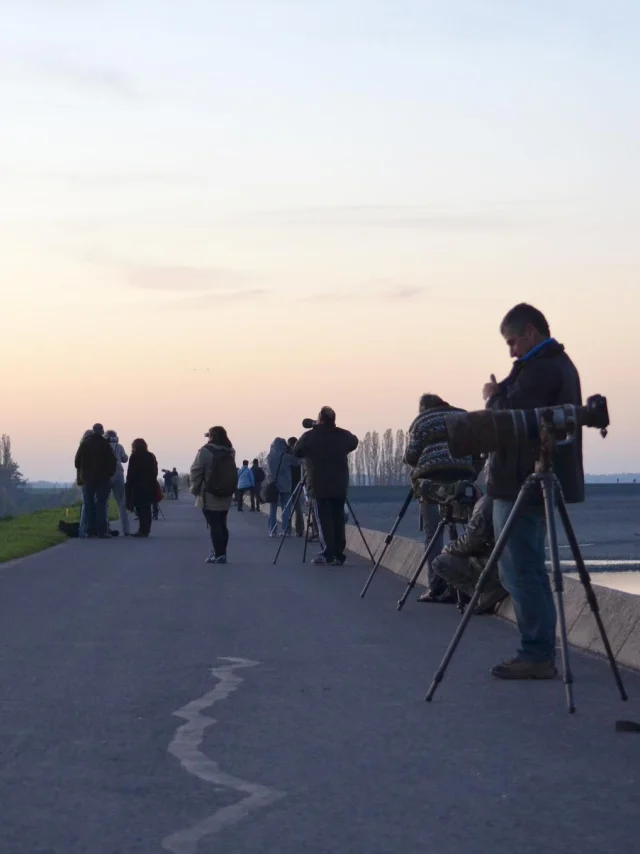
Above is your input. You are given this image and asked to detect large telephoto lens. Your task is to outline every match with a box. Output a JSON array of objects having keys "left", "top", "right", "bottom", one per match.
[
  {"left": 445, "top": 410, "right": 537, "bottom": 458},
  {"left": 445, "top": 395, "right": 609, "bottom": 459}
]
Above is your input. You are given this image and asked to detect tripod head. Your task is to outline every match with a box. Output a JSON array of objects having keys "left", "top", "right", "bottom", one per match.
[{"left": 419, "top": 478, "right": 479, "bottom": 525}]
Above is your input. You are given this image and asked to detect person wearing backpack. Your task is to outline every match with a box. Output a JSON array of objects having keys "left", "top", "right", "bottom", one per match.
[
  {"left": 190, "top": 426, "right": 238, "bottom": 564},
  {"left": 236, "top": 460, "right": 254, "bottom": 511},
  {"left": 250, "top": 459, "right": 265, "bottom": 511},
  {"left": 265, "top": 437, "right": 300, "bottom": 537}
]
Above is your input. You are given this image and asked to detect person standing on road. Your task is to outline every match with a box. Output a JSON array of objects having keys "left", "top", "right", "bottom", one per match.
[
  {"left": 171, "top": 467, "right": 180, "bottom": 500},
  {"left": 293, "top": 407, "right": 358, "bottom": 566},
  {"left": 236, "top": 460, "right": 254, "bottom": 511},
  {"left": 190, "top": 426, "right": 238, "bottom": 564},
  {"left": 250, "top": 458, "right": 265, "bottom": 511},
  {"left": 265, "top": 438, "right": 300, "bottom": 536},
  {"left": 483, "top": 303, "right": 584, "bottom": 681},
  {"left": 75, "top": 423, "right": 117, "bottom": 539},
  {"left": 105, "top": 430, "right": 131, "bottom": 537},
  {"left": 125, "top": 439, "right": 159, "bottom": 538}
]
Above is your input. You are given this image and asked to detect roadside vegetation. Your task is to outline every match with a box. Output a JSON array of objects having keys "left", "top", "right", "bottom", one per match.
[{"left": 0, "top": 501, "right": 119, "bottom": 564}]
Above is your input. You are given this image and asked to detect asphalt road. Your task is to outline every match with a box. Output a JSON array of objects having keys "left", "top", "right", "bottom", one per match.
[{"left": 1, "top": 497, "right": 639, "bottom": 854}]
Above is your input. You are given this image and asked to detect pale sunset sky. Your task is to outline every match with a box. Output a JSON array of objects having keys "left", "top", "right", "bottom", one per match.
[{"left": 2, "top": 0, "right": 639, "bottom": 480}]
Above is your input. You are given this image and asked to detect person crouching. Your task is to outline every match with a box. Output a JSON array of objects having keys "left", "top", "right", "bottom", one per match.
[{"left": 431, "top": 494, "right": 508, "bottom": 615}]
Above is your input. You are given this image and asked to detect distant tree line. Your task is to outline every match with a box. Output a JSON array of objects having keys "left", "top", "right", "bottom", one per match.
[
  {"left": 349, "top": 429, "right": 410, "bottom": 486},
  {"left": 0, "top": 434, "right": 78, "bottom": 518}
]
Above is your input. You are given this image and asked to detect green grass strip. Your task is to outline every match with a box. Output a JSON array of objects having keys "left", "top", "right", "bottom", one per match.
[{"left": 0, "top": 500, "right": 119, "bottom": 564}]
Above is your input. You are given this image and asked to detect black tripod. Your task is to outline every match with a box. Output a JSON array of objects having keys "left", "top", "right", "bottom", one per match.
[
  {"left": 396, "top": 502, "right": 461, "bottom": 612},
  {"left": 360, "top": 488, "right": 414, "bottom": 598},
  {"left": 425, "top": 423, "right": 629, "bottom": 713},
  {"left": 272, "top": 478, "right": 377, "bottom": 566}
]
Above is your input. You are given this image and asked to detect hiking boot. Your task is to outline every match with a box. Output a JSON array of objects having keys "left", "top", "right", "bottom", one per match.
[{"left": 491, "top": 658, "right": 557, "bottom": 680}]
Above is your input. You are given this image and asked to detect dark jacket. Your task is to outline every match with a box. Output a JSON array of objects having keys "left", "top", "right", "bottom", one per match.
[
  {"left": 251, "top": 463, "right": 265, "bottom": 486},
  {"left": 125, "top": 450, "right": 159, "bottom": 508},
  {"left": 293, "top": 423, "right": 358, "bottom": 499},
  {"left": 404, "top": 404, "right": 477, "bottom": 493},
  {"left": 75, "top": 434, "right": 117, "bottom": 485},
  {"left": 443, "top": 494, "right": 494, "bottom": 560},
  {"left": 486, "top": 339, "right": 584, "bottom": 503}
]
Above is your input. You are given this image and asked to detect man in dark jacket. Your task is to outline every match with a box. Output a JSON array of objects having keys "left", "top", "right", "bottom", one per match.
[
  {"left": 482, "top": 302, "right": 584, "bottom": 680},
  {"left": 250, "top": 459, "right": 265, "bottom": 511},
  {"left": 74, "top": 423, "right": 116, "bottom": 538},
  {"left": 431, "top": 493, "right": 508, "bottom": 615},
  {"left": 293, "top": 407, "right": 358, "bottom": 566},
  {"left": 404, "top": 394, "right": 478, "bottom": 602}
]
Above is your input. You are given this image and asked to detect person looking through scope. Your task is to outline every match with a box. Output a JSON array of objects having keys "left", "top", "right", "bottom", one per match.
[
  {"left": 293, "top": 407, "right": 358, "bottom": 566},
  {"left": 403, "top": 394, "right": 478, "bottom": 603},
  {"left": 482, "top": 303, "right": 583, "bottom": 681}
]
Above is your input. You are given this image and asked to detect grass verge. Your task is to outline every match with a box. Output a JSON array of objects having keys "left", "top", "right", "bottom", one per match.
[{"left": 0, "top": 500, "right": 119, "bottom": 564}]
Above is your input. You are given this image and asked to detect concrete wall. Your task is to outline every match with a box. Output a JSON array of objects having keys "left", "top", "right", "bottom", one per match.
[
  {"left": 346, "top": 524, "right": 640, "bottom": 671},
  {"left": 249, "top": 495, "right": 640, "bottom": 669}
]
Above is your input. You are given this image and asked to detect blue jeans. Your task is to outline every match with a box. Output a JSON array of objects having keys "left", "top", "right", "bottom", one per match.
[
  {"left": 81, "top": 481, "right": 111, "bottom": 537},
  {"left": 268, "top": 492, "right": 291, "bottom": 534},
  {"left": 493, "top": 499, "right": 556, "bottom": 663}
]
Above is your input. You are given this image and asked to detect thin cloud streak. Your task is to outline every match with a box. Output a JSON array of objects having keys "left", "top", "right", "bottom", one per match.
[
  {"left": 299, "top": 285, "right": 428, "bottom": 303},
  {"left": 231, "top": 203, "right": 552, "bottom": 231},
  {"left": 29, "top": 56, "right": 135, "bottom": 98},
  {"left": 126, "top": 264, "right": 251, "bottom": 292}
]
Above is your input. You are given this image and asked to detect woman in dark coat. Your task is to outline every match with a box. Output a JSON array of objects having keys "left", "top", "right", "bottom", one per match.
[{"left": 125, "top": 438, "right": 159, "bottom": 537}]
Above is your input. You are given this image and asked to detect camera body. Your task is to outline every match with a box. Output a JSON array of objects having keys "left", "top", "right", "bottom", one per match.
[{"left": 418, "top": 478, "right": 479, "bottom": 525}]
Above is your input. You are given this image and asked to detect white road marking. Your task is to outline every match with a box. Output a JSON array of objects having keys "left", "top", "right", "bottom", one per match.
[{"left": 162, "top": 657, "right": 285, "bottom": 854}]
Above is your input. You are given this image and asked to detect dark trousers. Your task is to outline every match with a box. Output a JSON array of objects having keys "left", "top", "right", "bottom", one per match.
[
  {"left": 293, "top": 500, "right": 305, "bottom": 536},
  {"left": 203, "top": 509, "right": 229, "bottom": 557},
  {"left": 237, "top": 489, "right": 247, "bottom": 510},
  {"left": 315, "top": 497, "right": 347, "bottom": 561},
  {"left": 250, "top": 486, "right": 261, "bottom": 511},
  {"left": 136, "top": 504, "right": 152, "bottom": 535},
  {"left": 82, "top": 480, "right": 111, "bottom": 536}
]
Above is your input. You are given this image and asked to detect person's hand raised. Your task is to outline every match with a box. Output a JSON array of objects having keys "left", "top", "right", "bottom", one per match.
[{"left": 482, "top": 374, "right": 499, "bottom": 401}]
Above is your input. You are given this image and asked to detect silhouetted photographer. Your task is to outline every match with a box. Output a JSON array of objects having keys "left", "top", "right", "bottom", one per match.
[{"left": 293, "top": 407, "right": 358, "bottom": 566}]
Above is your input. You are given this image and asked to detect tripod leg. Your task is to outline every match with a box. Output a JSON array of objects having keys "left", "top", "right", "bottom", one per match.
[
  {"left": 272, "top": 482, "right": 303, "bottom": 565},
  {"left": 555, "top": 485, "right": 628, "bottom": 702},
  {"left": 541, "top": 476, "right": 575, "bottom": 714},
  {"left": 360, "top": 488, "right": 414, "bottom": 598},
  {"left": 397, "top": 519, "right": 447, "bottom": 611},
  {"left": 425, "top": 481, "right": 533, "bottom": 702},
  {"left": 302, "top": 500, "right": 314, "bottom": 564},
  {"left": 345, "top": 497, "right": 376, "bottom": 566}
]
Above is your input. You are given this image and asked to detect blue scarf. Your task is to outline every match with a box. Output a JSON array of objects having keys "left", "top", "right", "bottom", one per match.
[
  {"left": 516, "top": 337, "right": 557, "bottom": 363},
  {"left": 498, "top": 338, "right": 557, "bottom": 393}
]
